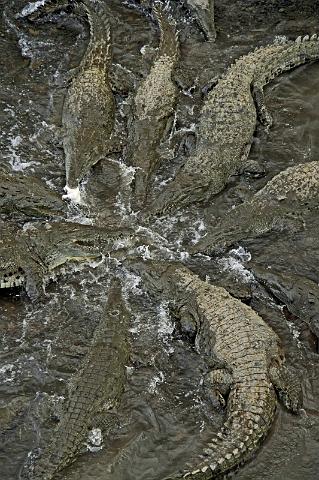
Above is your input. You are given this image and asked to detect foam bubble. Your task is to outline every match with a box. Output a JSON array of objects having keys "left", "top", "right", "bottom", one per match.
[{"left": 62, "top": 185, "right": 83, "bottom": 204}]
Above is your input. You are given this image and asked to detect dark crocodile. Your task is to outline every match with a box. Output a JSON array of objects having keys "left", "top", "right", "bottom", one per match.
[
  {"left": 191, "top": 161, "right": 319, "bottom": 254},
  {"left": 0, "top": 220, "right": 149, "bottom": 299},
  {"left": 132, "top": 0, "right": 215, "bottom": 41},
  {"left": 151, "top": 34, "right": 319, "bottom": 214},
  {"left": 62, "top": 2, "right": 115, "bottom": 202},
  {"left": 20, "top": 278, "right": 130, "bottom": 480},
  {"left": 0, "top": 170, "right": 66, "bottom": 219},
  {"left": 126, "top": 2, "right": 179, "bottom": 209},
  {"left": 252, "top": 266, "right": 319, "bottom": 345},
  {"left": 134, "top": 261, "right": 301, "bottom": 479}
]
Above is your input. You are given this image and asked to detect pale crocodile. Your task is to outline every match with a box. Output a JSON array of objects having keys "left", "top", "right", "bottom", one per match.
[
  {"left": 191, "top": 161, "right": 319, "bottom": 254},
  {"left": 126, "top": 2, "right": 179, "bottom": 209},
  {"left": 0, "top": 220, "right": 148, "bottom": 300},
  {"left": 20, "top": 278, "right": 130, "bottom": 480},
  {"left": 134, "top": 261, "right": 301, "bottom": 479},
  {"left": 151, "top": 34, "right": 319, "bottom": 215},
  {"left": 62, "top": 2, "right": 115, "bottom": 202},
  {"left": 0, "top": 170, "right": 66, "bottom": 219}
]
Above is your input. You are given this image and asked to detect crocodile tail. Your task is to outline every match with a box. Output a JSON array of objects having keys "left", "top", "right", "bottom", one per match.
[
  {"left": 254, "top": 33, "right": 319, "bottom": 86},
  {"left": 81, "top": 2, "right": 112, "bottom": 71},
  {"left": 166, "top": 386, "right": 277, "bottom": 479},
  {"left": 153, "top": 2, "right": 179, "bottom": 60}
]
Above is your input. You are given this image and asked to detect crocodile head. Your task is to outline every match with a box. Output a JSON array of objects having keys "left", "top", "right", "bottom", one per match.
[{"left": 150, "top": 170, "right": 215, "bottom": 216}]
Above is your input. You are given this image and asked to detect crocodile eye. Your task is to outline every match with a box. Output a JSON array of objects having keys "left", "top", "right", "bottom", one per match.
[{"left": 110, "top": 309, "right": 120, "bottom": 317}]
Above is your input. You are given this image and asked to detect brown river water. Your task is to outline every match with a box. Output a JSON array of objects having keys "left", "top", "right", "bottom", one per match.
[{"left": 1, "top": 0, "right": 319, "bottom": 479}]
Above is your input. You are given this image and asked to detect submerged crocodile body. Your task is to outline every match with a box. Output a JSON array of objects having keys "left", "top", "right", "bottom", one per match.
[
  {"left": 0, "top": 220, "right": 147, "bottom": 299},
  {"left": 0, "top": 170, "right": 66, "bottom": 219},
  {"left": 252, "top": 266, "right": 319, "bottom": 344},
  {"left": 152, "top": 34, "right": 319, "bottom": 215},
  {"left": 192, "top": 161, "right": 319, "bottom": 254},
  {"left": 20, "top": 278, "right": 130, "bottom": 480},
  {"left": 62, "top": 2, "right": 115, "bottom": 201},
  {"left": 136, "top": 262, "right": 301, "bottom": 479},
  {"left": 127, "top": 3, "right": 179, "bottom": 209}
]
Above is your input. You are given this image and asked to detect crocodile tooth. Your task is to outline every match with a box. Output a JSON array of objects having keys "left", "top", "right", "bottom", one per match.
[
  {"left": 310, "top": 33, "right": 317, "bottom": 40},
  {"left": 210, "top": 463, "right": 217, "bottom": 471},
  {"left": 295, "top": 36, "right": 302, "bottom": 43},
  {"left": 233, "top": 448, "right": 239, "bottom": 456},
  {"left": 201, "top": 466, "right": 209, "bottom": 473},
  {"left": 303, "top": 34, "right": 310, "bottom": 41},
  {"left": 225, "top": 453, "right": 233, "bottom": 460},
  {"left": 191, "top": 469, "right": 200, "bottom": 475}
]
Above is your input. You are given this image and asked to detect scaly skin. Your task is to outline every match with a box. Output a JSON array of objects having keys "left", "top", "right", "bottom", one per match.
[
  {"left": 191, "top": 161, "right": 319, "bottom": 254},
  {"left": 252, "top": 266, "right": 319, "bottom": 342},
  {"left": 134, "top": 261, "right": 301, "bottom": 479},
  {"left": 127, "top": 3, "right": 179, "bottom": 209},
  {"left": 62, "top": 2, "right": 115, "bottom": 198},
  {"left": 132, "top": 0, "right": 215, "bottom": 40},
  {"left": 152, "top": 34, "right": 319, "bottom": 214},
  {"left": 0, "top": 221, "right": 148, "bottom": 300},
  {"left": 0, "top": 170, "right": 66, "bottom": 219},
  {"left": 187, "top": 0, "right": 216, "bottom": 41},
  {"left": 20, "top": 278, "right": 130, "bottom": 480}
]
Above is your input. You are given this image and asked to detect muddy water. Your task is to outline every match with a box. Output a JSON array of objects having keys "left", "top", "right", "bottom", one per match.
[{"left": 1, "top": 0, "right": 319, "bottom": 479}]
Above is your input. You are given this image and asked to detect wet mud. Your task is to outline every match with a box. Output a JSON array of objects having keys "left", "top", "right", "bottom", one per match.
[{"left": 1, "top": 1, "right": 319, "bottom": 479}]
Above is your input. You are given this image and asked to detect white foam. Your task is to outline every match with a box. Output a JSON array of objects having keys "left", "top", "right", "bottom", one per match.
[
  {"left": 157, "top": 302, "right": 174, "bottom": 338},
  {"left": 87, "top": 428, "right": 104, "bottom": 452},
  {"left": 219, "top": 247, "right": 254, "bottom": 283},
  {"left": 62, "top": 185, "right": 83, "bottom": 204},
  {"left": 148, "top": 371, "right": 164, "bottom": 394},
  {"left": 19, "top": 0, "right": 47, "bottom": 18}
]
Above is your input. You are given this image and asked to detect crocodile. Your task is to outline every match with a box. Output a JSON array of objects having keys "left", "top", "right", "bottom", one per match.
[
  {"left": 130, "top": 0, "right": 215, "bottom": 41},
  {"left": 20, "top": 277, "right": 130, "bottom": 480},
  {"left": 151, "top": 34, "right": 319, "bottom": 215},
  {"left": 0, "top": 170, "right": 66, "bottom": 219},
  {"left": 251, "top": 266, "right": 319, "bottom": 345},
  {"left": 126, "top": 2, "right": 179, "bottom": 209},
  {"left": 62, "top": 2, "right": 115, "bottom": 202},
  {"left": 134, "top": 261, "right": 301, "bottom": 479},
  {"left": 191, "top": 161, "right": 319, "bottom": 254},
  {"left": 0, "top": 220, "right": 149, "bottom": 300}
]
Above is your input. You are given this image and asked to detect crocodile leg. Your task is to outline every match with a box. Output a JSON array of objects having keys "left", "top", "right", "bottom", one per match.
[
  {"left": 252, "top": 84, "right": 273, "bottom": 129},
  {"left": 205, "top": 368, "right": 233, "bottom": 409},
  {"left": 269, "top": 362, "right": 302, "bottom": 413}
]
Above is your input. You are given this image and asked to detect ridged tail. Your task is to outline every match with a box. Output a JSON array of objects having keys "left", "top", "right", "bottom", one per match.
[
  {"left": 153, "top": 2, "right": 179, "bottom": 60},
  {"left": 254, "top": 33, "right": 319, "bottom": 86},
  {"left": 167, "top": 386, "right": 277, "bottom": 479},
  {"left": 81, "top": 2, "right": 112, "bottom": 71}
]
